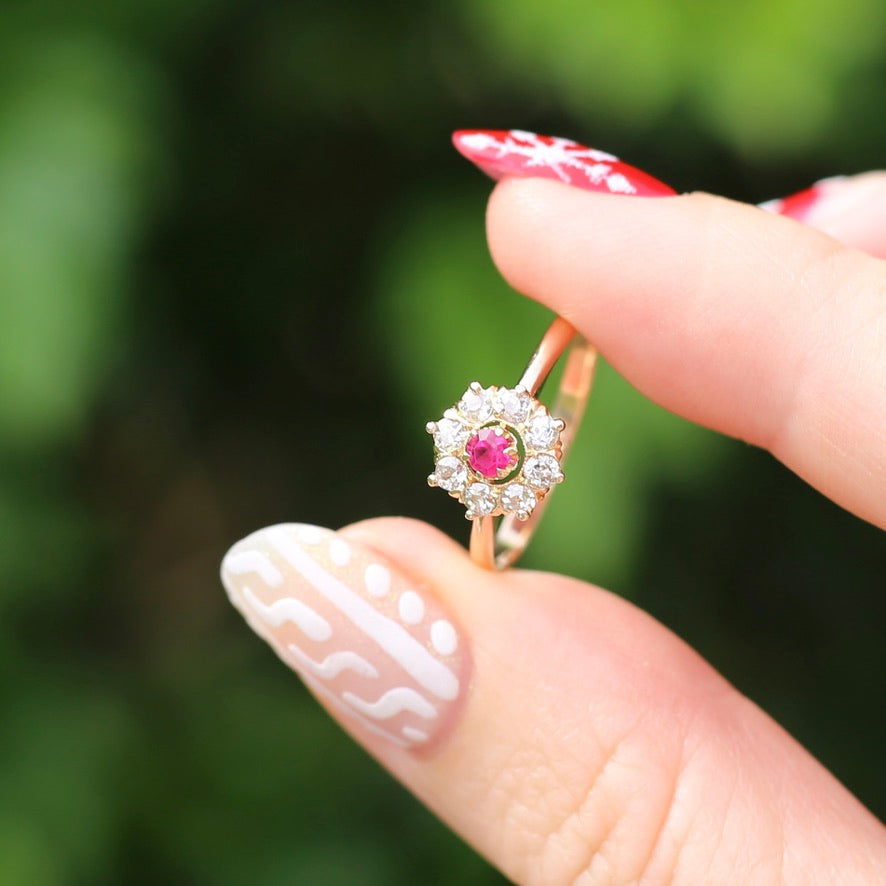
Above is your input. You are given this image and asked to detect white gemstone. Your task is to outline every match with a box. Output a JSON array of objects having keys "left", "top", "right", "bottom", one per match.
[
  {"left": 500, "top": 483, "right": 537, "bottom": 516},
  {"left": 464, "top": 482, "right": 497, "bottom": 516},
  {"left": 526, "top": 414, "right": 559, "bottom": 450},
  {"left": 434, "top": 456, "right": 468, "bottom": 491},
  {"left": 524, "top": 454, "right": 562, "bottom": 489},
  {"left": 458, "top": 386, "right": 493, "bottom": 421},
  {"left": 433, "top": 417, "right": 469, "bottom": 452},
  {"left": 494, "top": 387, "right": 530, "bottom": 423}
]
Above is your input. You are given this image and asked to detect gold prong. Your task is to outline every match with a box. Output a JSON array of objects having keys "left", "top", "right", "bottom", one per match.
[
  {"left": 469, "top": 381, "right": 482, "bottom": 393},
  {"left": 427, "top": 475, "right": 437, "bottom": 487},
  {"left": 554, "top": 418, "right": 566, "bottom": 431},
  {"left": 426, "top": 421, "right": 437, "bottom": 434}
]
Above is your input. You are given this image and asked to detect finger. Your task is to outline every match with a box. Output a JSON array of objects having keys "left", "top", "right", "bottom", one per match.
[
  {"left": 220, "top": 518, "right": 886, "bottom": 885},
  {"left": 486, "top": 177, "right": 886, "bottom": 530},
  {"left": 762, "top": 172, "right": 886, "bottom": 259}
]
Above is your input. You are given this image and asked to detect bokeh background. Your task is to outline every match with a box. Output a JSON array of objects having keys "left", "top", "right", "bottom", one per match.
[{"left": 1, "top": 1, "right": 884, "bottom": 883}]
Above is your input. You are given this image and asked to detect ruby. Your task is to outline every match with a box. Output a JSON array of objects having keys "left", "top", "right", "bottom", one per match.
[{"left": 466, "top": 427, "right": 517, "bottom": 479}]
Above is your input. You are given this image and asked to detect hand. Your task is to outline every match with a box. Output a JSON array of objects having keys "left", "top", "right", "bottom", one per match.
[{"left": 220, "top": 160, "right": 886, "bottom": 884}]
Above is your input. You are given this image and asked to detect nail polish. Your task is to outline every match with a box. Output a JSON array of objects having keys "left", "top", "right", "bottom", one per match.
[
  {"left": 759, "top": 176, "right": 847, "bottom": 221},
  {"left": 221, "top": 524, "right": 467, "bottom": 750},
  {"left": 452, "top": 128, "right": 676, "bottom": 196}
]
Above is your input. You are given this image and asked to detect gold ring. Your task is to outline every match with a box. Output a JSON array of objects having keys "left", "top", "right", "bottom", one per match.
[{"left": 427, "top": 316, "right": 596, "bottom": 570}]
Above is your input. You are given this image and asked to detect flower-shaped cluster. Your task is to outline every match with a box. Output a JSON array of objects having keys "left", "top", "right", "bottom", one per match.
[{"left": 426, "top": 382, "right": 565, "bottom": 520}]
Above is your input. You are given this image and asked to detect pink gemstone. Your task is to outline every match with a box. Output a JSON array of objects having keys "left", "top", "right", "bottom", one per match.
[{"left": 466, "top": 427, "right": 517, "bottom": 478}]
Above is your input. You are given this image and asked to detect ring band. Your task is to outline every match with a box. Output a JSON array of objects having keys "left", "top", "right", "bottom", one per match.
[{"left": 427, "top": 316, "right": 596, "bottom": 570}]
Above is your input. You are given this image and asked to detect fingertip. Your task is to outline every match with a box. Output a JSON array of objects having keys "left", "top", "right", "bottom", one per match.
[
  {"left": 485, "top": 177, "right": 702, "bottom": 325},
  {"left": 219, "top": 520, "right": 472, "bottom": 751},
  {"left": 486, "top": 177, "right": 591, "bottom": 308}
]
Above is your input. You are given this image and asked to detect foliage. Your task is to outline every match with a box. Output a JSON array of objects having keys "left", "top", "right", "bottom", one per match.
[{"left": 0, "top": 1, "right": 883, "bottom": 883}]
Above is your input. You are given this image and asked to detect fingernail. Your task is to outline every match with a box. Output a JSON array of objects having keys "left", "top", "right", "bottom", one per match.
[
  {"left": 452, "top": 128, "right": 676, "bottom": 196},
  {"left": 220, "top": 523, "right": 467, "bottom": 750},
  {"left": 759, "top": 175, "right": 849, "bottom": 221}
]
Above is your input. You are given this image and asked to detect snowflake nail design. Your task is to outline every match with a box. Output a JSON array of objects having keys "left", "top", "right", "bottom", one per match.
[
  {"left": 427, "top": 382, "right": 565, "bottom": 521},
  {"left": 452, "top": 129, "right": 675, "bottom": 196}
]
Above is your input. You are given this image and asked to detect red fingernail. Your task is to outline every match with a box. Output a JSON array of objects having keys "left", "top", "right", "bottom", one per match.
[
  {"left": 759, "top": 176, "right": 846, "bottom": 221},
  {"left": 452, "top": 129, "right": 676, "bottom": 197}
]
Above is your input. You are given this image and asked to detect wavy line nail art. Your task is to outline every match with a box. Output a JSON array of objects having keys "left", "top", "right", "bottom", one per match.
[{"left": 221, "top": 523, "right": 467, "bottom": 750}]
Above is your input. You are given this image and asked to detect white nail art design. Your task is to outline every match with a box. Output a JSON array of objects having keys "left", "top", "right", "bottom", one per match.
[
  {"left": 221, "top": 523, "right": 466, "bottom": 749},
  {"left": 341, "top": 687, "right": 438, "bottom": 721},
  {"left": 286, "top": 645, "right": 379, "bottom": 680},
  {"left": 242, "top": 586, "right": 332, "bottom": 641},
  {"left": 364, "top": 563, "right": 391, "bottom": 597},
  {"left": 398, "top": 590, "right": 425, "bottom": 625},
  {"left": 402, "top": 726, "right": 430, "bottom": 744},
  {"left": 328, "top": 538, "right": 351, "bottom": 566},
  {"left": 224, "top": 551, "right": 284, "bottom": 587},
  {"left": 430, "top": 619, "right": 458, "bottom": 656}
]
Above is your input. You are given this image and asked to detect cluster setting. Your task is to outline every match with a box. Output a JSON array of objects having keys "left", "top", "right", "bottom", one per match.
[{"left": 427, "top": 382, "right": 565, "bottom": 521}]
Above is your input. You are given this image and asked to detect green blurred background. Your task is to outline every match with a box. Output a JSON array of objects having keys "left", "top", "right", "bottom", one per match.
[{"left": 1, "top": 1, "right": 884, "bottom": 883}]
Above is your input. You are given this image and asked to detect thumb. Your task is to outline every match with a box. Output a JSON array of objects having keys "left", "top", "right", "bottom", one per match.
[{"left": 220, "top": 518, "right": 886, "bottom": 885}]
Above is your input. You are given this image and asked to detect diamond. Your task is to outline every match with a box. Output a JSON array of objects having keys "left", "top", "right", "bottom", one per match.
[
  {"left": 458, "top": 385, "right": 493, "bottom": 422},
  {"left": 464, "top": 482, "right": 497, "bottom": 516},
  {"left": 466, "top": 427, "right": 518, "bottom": 479},
  {"left": 433, "top": 456, "right": 468, "bottom": 492},
  {"left": 524, "top": 454, "right": 562, "bottom": 489},
  {"left": 494, "top": 387, "right": 530, "bottom": 423},
  {"left": 433, "top": 417, "right": 469, "bottom": 453},
  {"left": 525, "top": 414, "right": 559, "bottom": 450},
  {"left": 500, "top": 483, "right": 537, "bottom": 518}
]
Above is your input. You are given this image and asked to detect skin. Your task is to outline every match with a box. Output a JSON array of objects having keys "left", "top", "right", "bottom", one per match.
[{"left": 293, "top": 174, "right": 886, "bottom": 883}]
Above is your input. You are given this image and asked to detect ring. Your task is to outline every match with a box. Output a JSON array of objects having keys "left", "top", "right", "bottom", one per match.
[{"left": 426, "top": 316, "right": 597, "bottom": 570}]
